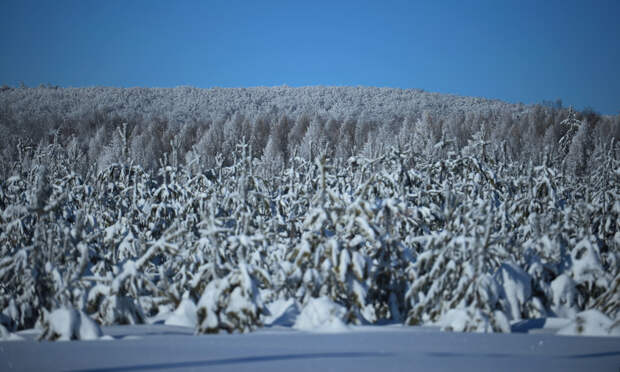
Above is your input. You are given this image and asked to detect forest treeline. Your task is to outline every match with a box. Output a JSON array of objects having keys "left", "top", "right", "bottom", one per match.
[{"left": 1, "top": 85, "right": 618, "bottom": 178}]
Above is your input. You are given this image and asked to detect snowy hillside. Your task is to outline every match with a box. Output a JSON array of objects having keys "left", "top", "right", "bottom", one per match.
[
  {"left": 1, "top": 85, "right": 617, "bottom": 174},
  {"left": 0, "top": 85, "right": 518, "bottom": 127}
]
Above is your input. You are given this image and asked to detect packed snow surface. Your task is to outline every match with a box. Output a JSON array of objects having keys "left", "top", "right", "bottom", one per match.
[{"left": 1, "top": 324, "right": 620, "bottom": 372}]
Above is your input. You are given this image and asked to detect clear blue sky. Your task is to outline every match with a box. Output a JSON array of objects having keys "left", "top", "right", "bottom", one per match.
[{"left": 1, "top": 0, "right": 619, "bottom": 114}]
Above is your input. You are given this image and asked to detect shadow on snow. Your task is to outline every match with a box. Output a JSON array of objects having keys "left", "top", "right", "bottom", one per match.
[{"left": 68, "top": 352, "right": 393, "bottom": 372}]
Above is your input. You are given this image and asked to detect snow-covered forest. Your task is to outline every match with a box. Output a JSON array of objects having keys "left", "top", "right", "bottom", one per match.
[{"left": 0, "top": 86, "right": 618, "bottom": 341}]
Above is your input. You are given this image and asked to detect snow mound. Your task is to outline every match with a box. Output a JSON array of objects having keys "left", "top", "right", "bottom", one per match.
[
  {"left": 293, "top": 297, "right": 348, "bottom": 333},
  {"left": 0, "top": 323, "right": 24, "bottom": 341},
  {"left": 550, "top": 274, "right": 579, "bottom": 318},
  {"left": 570, "top": 238, "right": 608, "bottom": 288},
  {"left": 40, "top": 308, "right": 103, "bottom": 341},
  {"left": 557, "top": 310, "right": 620, "bottom": 337},
  {"left": 438, "top": 308, "right": 509, "bottom": 333},
  {"left": 196, "top": 263, "right": 267, "bottom": 334},
  {"left": 439, "top": 309, "right": 478, "bottom": 332},
  {"left": 264, "top": 298, "right": 300, "bottom": 327},
  {"left": 494, "top": 262, "right": 532, "bottom": 320},
  {"left": 164, "top": 296, "right": 197, "bottom": 328}
]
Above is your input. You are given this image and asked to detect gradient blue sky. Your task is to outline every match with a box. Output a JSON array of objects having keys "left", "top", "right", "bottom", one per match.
[{"left": 1, "top": 0, "right": 619, "bottom": 114}]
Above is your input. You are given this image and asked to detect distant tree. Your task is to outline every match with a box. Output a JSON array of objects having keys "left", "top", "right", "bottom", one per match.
[
  {"left": 335, "top": 117, "right": 357, "bottom": 159},
  {"left": 558, "top": 107, "right": 582, "bottom": 155},
  {"left": 565, "top": 119, "right": 592, "bottom": 176},
  {"left": 287, "top": 114, "right": 311, "bottom": 154},
  {"left": 261, "top": 133, "right": 285, "bottom": 176},
  {"left": 299, "top": 116, "right": 325, "bottom": 161}
]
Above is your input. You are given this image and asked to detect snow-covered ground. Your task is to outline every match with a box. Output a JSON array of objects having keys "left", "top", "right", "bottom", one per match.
[{"left": 2, "top": 323, "right": 619, "bottom": 372}]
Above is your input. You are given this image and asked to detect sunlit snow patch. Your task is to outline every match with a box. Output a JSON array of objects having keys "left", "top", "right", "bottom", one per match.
[
  {"left": 293, "top": 297, "right": 349, "bottom": 333},
  {"left": 39, "top": 307, "right": 103, "bottom": 341},
  {"left": 557, "top": 310, "right": 620, "bottom": 337},
  {"left": 164, "top": 295, "right": 198, "bottom": 328}
]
